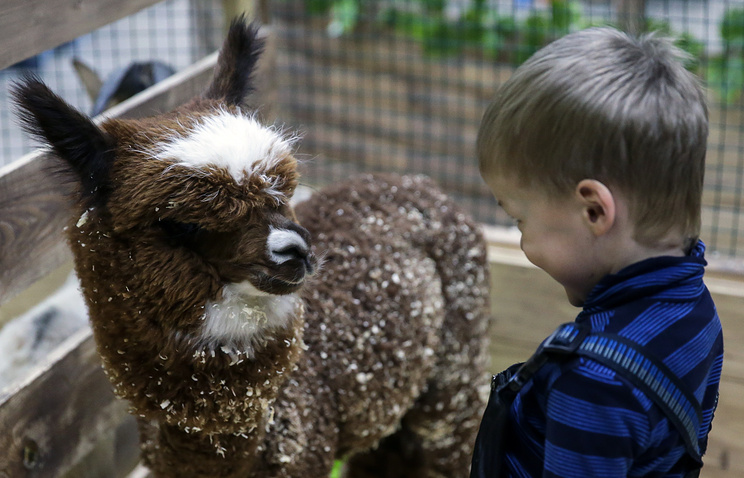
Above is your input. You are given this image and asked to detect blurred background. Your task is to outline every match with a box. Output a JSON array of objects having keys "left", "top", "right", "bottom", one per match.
[{"left": 2, "top": 0, "right": 743, "bottom": 263}]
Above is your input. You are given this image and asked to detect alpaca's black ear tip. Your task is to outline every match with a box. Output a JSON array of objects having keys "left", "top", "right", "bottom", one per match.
[
  {"left": 230, "top": 12, "right": 257, "bottom": 29},
  {"left": 227, "top": 14, "right": 262, "bottom": 44},
  {"left": 11, "top": 75, "right": 47, "bottom": 106},
  {"left": 231, "top": 12, "right": 248, "bottom": 27}
]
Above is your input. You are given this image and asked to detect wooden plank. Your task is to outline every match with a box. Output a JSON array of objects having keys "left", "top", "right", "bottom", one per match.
[
  {"left": 62, "top": 412, "right": 141, "bottom": 478},
  {"left": 0, "top": 330, "right": 131, "bottom": 477},
  {"left": 0, "top": 153, "right": 74, "bottom": 307},
  {"left": 485, "top": 228, "right": 744, "bottom": 478},
  {"left": 0, "top": 26, "right": 275, "bottom": 306},
  {"left": 0, "top": 0, "right": 164, "bottom": 71}
]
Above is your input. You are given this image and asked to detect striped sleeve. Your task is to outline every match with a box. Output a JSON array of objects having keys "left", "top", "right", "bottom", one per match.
[{"left": 543, "top": 358, "right": 663, "bottom": 478}]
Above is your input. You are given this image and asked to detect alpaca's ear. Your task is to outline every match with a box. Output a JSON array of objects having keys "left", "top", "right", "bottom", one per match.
[
  {"left": 12, "top": 77, "right": 114, "bottom": 208},
  {"left": 202, "top": 15, "right": 264, "bottom": 107}
]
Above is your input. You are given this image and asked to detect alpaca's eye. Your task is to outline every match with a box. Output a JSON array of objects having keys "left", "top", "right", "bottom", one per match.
[{"left": 158, "top": 219, "right": 202, "bottom": 241}]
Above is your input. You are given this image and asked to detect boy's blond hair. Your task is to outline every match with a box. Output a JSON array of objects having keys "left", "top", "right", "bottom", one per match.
[{"left": 477, "top": 27, "right": 708, "bottom": 247}]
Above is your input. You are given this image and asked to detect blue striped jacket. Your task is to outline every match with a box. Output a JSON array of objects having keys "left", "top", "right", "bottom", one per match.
[{"left": 502, "top": 241, "right": 724, "bottom": 477}]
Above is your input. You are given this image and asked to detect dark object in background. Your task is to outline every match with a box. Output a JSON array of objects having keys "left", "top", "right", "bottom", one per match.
[{"left": 73, "top": 58, "right": 175, "bottom": 116}]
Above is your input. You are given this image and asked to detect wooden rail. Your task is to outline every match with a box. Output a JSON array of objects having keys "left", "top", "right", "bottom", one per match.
[
  {"left": 0, "top": 0, "right": 163, "bottom": 71},
  {"left": 0, "top": 27, "right": 275, "bottom": 307},
  {"left": 0, "top": 331, "right": 138, "bottom": 477}
]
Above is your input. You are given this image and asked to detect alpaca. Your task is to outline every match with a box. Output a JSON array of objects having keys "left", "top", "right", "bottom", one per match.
[{"left": 14, "top": 18, "right": 491, "bottom": 478}]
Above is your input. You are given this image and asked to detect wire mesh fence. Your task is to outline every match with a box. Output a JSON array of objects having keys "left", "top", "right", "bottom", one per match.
[
  {"left": 0, "top": 0, "right": 222, "bottom": 168},
  {"left": 269, "top": 0, "right": 744, "bottom": 264},
  {"left": 2, "top": 0, "right": 744, "bottom": 263}
]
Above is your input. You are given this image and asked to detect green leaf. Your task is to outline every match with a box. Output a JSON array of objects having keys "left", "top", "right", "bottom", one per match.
[
  {"left": 327, "top": 0, "right": 359, "bottom": 37},
  {"left": 721, "top": 8, "right": 744, "bottom": 48},
  {"left": 707, "top": 55, "right": 744, "bottom": 104},
  {"left": 550, "top": 0, "right": 582, "bottom": 33},
  {"left": 306, "top": 0, "right": 335, "bottom": 15},
  {"left": 330, "top": 460, "right": 344, "bottom": 478},
  {"left": 420, "top": 0, "right": 446, "bottom": 14},
  {"left": 523, "top": 13, "right": 549, "bottom": 50}
]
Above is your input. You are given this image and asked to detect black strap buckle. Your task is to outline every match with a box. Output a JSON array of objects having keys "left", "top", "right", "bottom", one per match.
[{"left": 539, "top": 322, "right": 590, "bottom": 355}]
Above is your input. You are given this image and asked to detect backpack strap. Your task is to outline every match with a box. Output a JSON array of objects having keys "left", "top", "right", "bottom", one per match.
[{"left": 539, "top": 322, "right": 703, "bottom": 466}]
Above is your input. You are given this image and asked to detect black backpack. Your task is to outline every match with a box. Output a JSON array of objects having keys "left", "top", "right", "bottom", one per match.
[{"left": 470, "top": 322, "right": 704, "bottom": 478}]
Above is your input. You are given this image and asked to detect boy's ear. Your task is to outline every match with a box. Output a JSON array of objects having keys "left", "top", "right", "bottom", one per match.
[
  {"left": 12, "top": 77, "right": 115, "bottom": 209},
  {"left": 576, "top": 179, "right": 616, "bottom": 236}
]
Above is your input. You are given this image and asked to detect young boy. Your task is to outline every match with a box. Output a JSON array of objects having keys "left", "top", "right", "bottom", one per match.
[{"left": 473, "top": 27, "right": 724, "bottom": 477}]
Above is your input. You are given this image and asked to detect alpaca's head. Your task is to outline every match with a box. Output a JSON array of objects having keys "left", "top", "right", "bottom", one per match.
[{"left": 13, "top": 19, "right": 316, "bottom": 334}]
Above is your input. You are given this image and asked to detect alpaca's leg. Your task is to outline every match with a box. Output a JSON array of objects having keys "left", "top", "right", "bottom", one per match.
[
  {"left": 138, "top": 420, "right": 259, "bottom": 478},
  {"left": 341, "top": 425, "right": 427, "bottom": 478},
  {"left": 343, "top": 375, "right": 486, "bottom": 478}
]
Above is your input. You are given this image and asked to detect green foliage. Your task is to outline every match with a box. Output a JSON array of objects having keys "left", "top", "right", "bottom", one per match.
[
  {"left": 708, "top": 8, "right": 744, "bottom": 103},
  {"left": 330, "top": 460, "right": 344, "bottom": 478},
  {"left": 297, "top": 0, "right": 744, "bottom": 104},
  {"left": 379, "top": 0, "right": 586, "bottom": 61},
  {"left": 721, "top": 7, "right": 744, "bottom": 49},
  {"left": 327, "top": 0, "right": 360, "bottom": 37}
]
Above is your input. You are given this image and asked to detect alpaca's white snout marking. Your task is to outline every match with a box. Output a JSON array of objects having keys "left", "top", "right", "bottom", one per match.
[{"left": 267, "top": 227, "right": 310, "bottom": 265}]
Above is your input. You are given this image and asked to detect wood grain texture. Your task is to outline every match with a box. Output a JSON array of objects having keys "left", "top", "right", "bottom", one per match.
[
  {"left": 0, "top": 153, "right": 75, "bottom": 306},
  {"left": 0, "top": 0, "right": 163, "bottom": 71},
  {"left": 0, "top": 330, "right": 131, "bottom": 477}
]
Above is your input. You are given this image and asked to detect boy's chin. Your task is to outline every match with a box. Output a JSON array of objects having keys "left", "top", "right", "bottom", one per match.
[{"left": 565, "top": 289, "right": 586, "bottom": 307}]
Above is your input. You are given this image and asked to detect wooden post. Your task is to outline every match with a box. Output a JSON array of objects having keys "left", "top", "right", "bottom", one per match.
[
  {"left": 614, "top": 0, "right": 646, "bottom": 35},
  {"left": 223, "top": 0, "right": 256, "bottom": 29},
  {"left": 613, "top": 0, "right": 646, "bottom": 35}
]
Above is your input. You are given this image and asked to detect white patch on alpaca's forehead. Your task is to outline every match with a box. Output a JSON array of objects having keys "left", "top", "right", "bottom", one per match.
[
  {"left": 267, "top": 227, "right": 309, "bottom": 265},
  {"left": 199, "top": 281, "right": 298, "bottom": 354},
  {"left": 152, "top": 109, "right": 296, "bottom": 188}
]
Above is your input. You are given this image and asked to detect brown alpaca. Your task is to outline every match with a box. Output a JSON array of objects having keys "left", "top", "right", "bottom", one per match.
[{"left": 14, "top": 18, "right": 491, "bottom": 478}]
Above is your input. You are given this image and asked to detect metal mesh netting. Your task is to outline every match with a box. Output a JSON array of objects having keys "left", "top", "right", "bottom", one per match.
[
  {"left": 2, "top": 0, "right": 743, "bottom": 264},
  {"left": 270, "top": 0, "right": 744, "bottom": 264},
  {"left": 0, "top": 0, "right": 222, "bottom": 168}
]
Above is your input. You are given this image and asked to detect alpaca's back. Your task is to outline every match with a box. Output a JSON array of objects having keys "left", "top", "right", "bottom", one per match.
[{"left": 259, "top": 173, "right": 491, "bottom": 477}]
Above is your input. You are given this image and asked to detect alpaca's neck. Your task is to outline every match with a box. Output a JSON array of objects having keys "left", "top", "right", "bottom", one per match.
[{"left": 199, "top": 281, "right": 301, "bottom": 357}]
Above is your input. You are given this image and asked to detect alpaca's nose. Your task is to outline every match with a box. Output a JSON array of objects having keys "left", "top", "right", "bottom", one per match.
[{"left": 267, "top": 226, "right": 314, "bottom": 273}]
